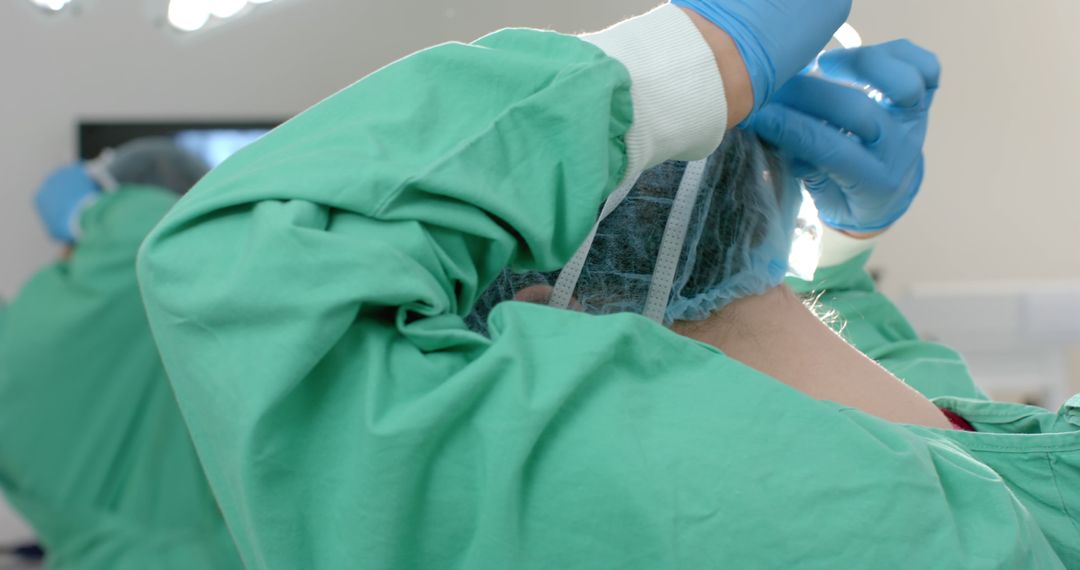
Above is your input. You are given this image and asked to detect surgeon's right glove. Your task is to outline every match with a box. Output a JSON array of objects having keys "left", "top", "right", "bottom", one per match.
[
  {"left": 748, "top": 40, "right": 941, "bottom": 233},
  {"left": 33, "top": 164, "right": 102, "bottom": 243},
  {"left": 670, "top": 0, "right": 853, "bottom": 114}
]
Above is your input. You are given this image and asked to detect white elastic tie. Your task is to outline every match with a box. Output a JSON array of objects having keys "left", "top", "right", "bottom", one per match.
[
  {"left": 642, "top": 159, "right": 708, "bottom": 322},
  {"left": 84, "top": 148, "right": 119, "bottom": 192},
  {"left": 549, "top": 174, "right": 641, "bottom": 310}
]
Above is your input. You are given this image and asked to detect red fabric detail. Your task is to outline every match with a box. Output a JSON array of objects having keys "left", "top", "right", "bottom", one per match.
[{"left": 940, "top": 408, "right": 976, "bottom": 432}]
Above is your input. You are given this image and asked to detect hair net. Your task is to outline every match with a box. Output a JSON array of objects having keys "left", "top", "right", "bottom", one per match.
[
  {"left": 466, "top": 130, "right": 801, "bottom": 334},
  {"left": 99, "top": 137, "right": 210, "bottom": 196}
]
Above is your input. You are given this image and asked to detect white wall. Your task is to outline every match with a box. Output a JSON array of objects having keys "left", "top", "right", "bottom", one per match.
[
  {"left": 0, "top": 505, "right": 33, "bottom": 545},
  {"left": 2, "top": 0, "right": 1079, "bottom": 541},
  {"left": 852, "top": 1, "right": 1080, "bottom": 295}
]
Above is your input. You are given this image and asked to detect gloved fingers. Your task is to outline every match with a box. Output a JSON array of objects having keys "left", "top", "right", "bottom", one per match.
[
  {"left": 880, "top": 39, "right": 942, "bottom": 90},
  {"left": 749, "top": 104, "right": 884, "bottom": 186},
  {"left": 789, "top": 158, "right": 819, "bottom": 180},
  {"left": 769, "top": 75, "right": 890, "bottom": 143},
  {"left": 801, "top": 170, "right": 836, "bottom": 198},
  {"left": 818, "top": 49, "right": 926, "bottom": 108},
  {"left": 42, "top": 165, "right": 93, "bottom": 187},
  {"left": 33, "top": 164, "right": 100, "bottom": 243},
  {"left": 800, "top": 174, "right": 853, "bottom": 221},
  {"left": 817, "top": 40, "right": 940, "bottom": 108}
]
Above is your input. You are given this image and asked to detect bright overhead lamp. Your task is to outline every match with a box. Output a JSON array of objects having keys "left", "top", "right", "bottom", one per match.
[
  {"left": 168, "top": 0, "right": 211, "bottom": 32},
  {"left": 167, "top": 0, "right": 279, "bottom": 32},
  {"left": 209, "top": 0, "right": 248, "bottom": 18},
  {"left": 28, "top": 0, "right": 75, "bottom": 12},
  {"left": 833, "top": 23, "right": 863, "bottom": 49}
]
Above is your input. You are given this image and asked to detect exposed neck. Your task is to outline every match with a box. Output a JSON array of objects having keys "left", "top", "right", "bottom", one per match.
[{"left": 673, "top": 286, "right": 952, "bottom": 429}]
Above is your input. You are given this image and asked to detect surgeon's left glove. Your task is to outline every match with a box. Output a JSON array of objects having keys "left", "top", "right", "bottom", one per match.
[
  {"left": 748, "top": 40, "right": 941, "bottom": 233},
  {"left": 34, "top": 164, "right": 102, "bottom": 243}
]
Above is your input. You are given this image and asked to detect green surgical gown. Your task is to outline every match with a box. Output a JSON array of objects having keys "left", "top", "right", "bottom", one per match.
[
  {"left": 791, "top": 253, "right": 1080, "bottom": 564},
  {"left": 137, "top": 29, "right": 1078, "bottom": 568},
  {"left": 0, "top": 188, "right": 243, "bottom": 569}
]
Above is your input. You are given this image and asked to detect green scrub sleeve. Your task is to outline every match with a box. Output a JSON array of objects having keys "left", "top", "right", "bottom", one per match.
[{"left": 136, "top": 28, "right": 642, "bottom": 566}]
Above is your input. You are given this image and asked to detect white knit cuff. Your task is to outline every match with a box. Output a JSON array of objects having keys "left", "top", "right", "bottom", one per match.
[
  {"left": 582, "top": 4, "right": 728, "bottom": 182},
  {"left": 818, "top": 226, "right": 879, "bottom": 268}
]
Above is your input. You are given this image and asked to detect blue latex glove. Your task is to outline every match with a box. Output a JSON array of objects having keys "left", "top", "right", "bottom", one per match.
[
  {"left": 748, "top": 40, "right": 941, "bottom": 232},
  {"left": 671, "top": 0, "right": 852, "bottom": 112},
  {"left": 33, "top": 164, "right": 101, "bottom": 243}
]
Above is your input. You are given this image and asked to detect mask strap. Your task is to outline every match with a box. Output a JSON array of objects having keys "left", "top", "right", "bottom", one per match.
[
  {"left": 642, "top": 158, "right": 708, "bottom": 322},
  {"left": 549, "top": 173, "right": 641, "bottom": 310},
  {"left": 84, "top": 148, "right": 119, "bottom": 192}
]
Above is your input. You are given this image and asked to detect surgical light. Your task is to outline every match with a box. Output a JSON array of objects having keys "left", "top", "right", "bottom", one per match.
[
  {"left": 167, "top": 0, "right": 279, "bottom": 32},
  {"left": 209, "top": 0, "right": 248, "bottom": 18},
  {"left": 788, "top": 189, "right": 823, "bottom": 282},
  {"left": 833, "top": 23, "right": 863, "bottom": 49},
  {"left": 168, "top": 0, "right": 211, "bottom": 32},
  {"left": 28, "top": 0, "right": 74, "bottom": 12}
]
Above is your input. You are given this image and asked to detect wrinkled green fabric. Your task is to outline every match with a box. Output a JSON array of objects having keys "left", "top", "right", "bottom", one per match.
[
  {"left": 139, "top": 29, "right": 1066, "bottom": 568},
  {"left": 0, "top": 188, "right": 243, "bottom": 570},
  {"left": 790, "top": 253, "right": 1080, "bottom": 565}
]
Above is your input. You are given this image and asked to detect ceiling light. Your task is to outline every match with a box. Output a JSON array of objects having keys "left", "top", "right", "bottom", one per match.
[
  {"left": 168, "top": 0, "right": 280, "bottom": 32},
  {"left": 833, "top": 23, "right": 863, "bottom": 49},
  {"left": 28, "top": 0, "right": 74, "bottom": 12},
  {"left": 209, "top": 0, "right": 249, "bottom": 19},
  {"left": 168, "top": 0, "right": 212, "bottom": 32}
]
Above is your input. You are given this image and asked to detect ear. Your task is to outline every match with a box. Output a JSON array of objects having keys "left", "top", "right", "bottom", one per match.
[
  {"left": 513, "top": 284, "right": 556, "bottom": 304},
  {"left": 513, "top": 284, "right": 585, "bottom": 311}
]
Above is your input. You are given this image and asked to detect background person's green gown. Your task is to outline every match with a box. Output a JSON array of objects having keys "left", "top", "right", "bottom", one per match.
[
  {"left": 137, "top": 23, "right": 1079, "bottom": 570},
  {"left": 0, "top": 188, "right": 243, "bottom": 569}
]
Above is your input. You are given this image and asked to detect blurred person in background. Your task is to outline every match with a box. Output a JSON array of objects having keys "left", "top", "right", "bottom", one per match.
[{"left": 0, "top": 138, "right": 243, "bottom": 569}]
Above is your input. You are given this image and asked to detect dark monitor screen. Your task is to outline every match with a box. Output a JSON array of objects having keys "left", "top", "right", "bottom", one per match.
[{"left": 79, "top": 121, "right": 282, "bottom": 168}]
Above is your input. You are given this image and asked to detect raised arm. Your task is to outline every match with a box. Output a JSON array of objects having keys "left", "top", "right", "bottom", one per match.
[{"left": 136, "top": 7, "right": 741, "bottom": 564}]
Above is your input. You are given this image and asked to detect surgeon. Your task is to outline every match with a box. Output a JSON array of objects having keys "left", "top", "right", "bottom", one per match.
[
  {"left": 0, "top": 139, "right": 244, "bottom": 569},
  {"left": 137, "top": 1, "right": 1077, "bottom": 569}
]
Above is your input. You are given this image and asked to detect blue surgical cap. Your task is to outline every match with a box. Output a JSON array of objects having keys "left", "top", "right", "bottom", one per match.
[{"left": 466, "top": 130, "right": 801, "bottom": 333}]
